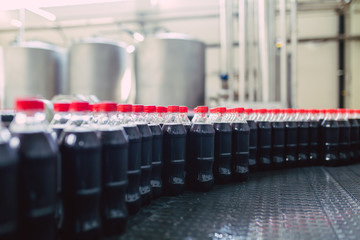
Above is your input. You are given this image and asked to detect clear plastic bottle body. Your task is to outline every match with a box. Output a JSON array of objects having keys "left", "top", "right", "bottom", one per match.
[
  {"left": 188, "top": 107, "right": 215, "bottom": 191},
  {"left": 95, "top": 103, "right": 129, "bottom": 236},
  {"left": 320, "top": 110, "right": 340, "bottom": 166},
  {"left": 347, "top": 109, "right": 360, "bottom": 163},
  {"left": 245, "top": 109, "right": 258, "bottom": 171},
  {"left": 296, "top": 110, "right": 310, "bottom": 166},
  {"left": 308, "top": 110, "right": 320, "bottom": 165},
  {"left": 50, "top": 111, "right": 71, "bottom": 139},
  {"left": 0, "top": 123, "right": 18, "bottom": 240},
  {"left": 336, "top": 109, "right": 351, "bottom": 165},
  {"left": 162, "top": 106, "right": 186, "bottom": 196},
  {"left": 58, "top": 102, "right": 102, "bottom": 239},
  {"left": 270, "top": 110, "right": 285, "bottom": 169},
  {"left": 210, "top": 108, "right": 232, "bottom": 184},
  {"left": 256, "top": 110, "right": 272, "bottom": 170},
  {"left": 10, "top": 101, "right": 58, "bottom": 240},
  {"left": 283, "top": 110, "right": 298, "bottom": 167},
  {"left": 145, "top": 106, "right": 163, "bottom": 200},
  {"left": 132, "top": 106, "right": 152, "bottom": 206}
]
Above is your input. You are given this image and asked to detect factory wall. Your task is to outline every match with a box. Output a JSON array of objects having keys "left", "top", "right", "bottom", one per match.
[{"left": 0, "top": 4, "right": 359, "bottom": 108}]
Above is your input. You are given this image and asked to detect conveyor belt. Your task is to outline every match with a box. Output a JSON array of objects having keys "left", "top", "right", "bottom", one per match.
[{"left": 107, "top": 164, "right": 360, "bottom": 240}]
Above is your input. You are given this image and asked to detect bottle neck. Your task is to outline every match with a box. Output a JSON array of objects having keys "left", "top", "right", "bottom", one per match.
[
  {"left": 165, "top": 112, "right": 182, "bottom": 124},
  {"left": 64, "top": 111, "right": 93, "bottom": 131},
  {"left": 10, "top": 111, "right": 48, "bottom": 133},
  {"left": 50, "top": 112, "right": 71, "bottom": 126},
  {"left": 192, "top": 112, "right": 208, "bottom": 123}
]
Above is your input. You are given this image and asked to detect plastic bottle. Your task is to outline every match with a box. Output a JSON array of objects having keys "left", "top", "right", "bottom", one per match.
[
  {"left": 179, "top": 106, "right": 191, "bottom": 133},
  {"left": 96, "top": 102, "right": 128, "bottom": 236},
  {"left": 321, "top": 109, "right": 340, "bottom": 166},
  {"left": 245, "top": 108, "right": 258, "bottom": 172},
  {"left": 144, "top": 105, "right": 163, "bottom": 199},
  {"left": 162, "top": 105, "right": 186, "bottom": 196},
  {"left": 336, "top": 109, "right": 351, "bottom": 165},
  {"left": 0, "top": 120, "right": 18, "bottom": 240},
  {"left": 347, "top": 109, "right": 359, "bottom": 163},
  {"left": 270, "top": 109, "right": 285, "bottom": 169},
  {"left": 117, "top": 104, "right": 141, "bottom": 215},
  {"left": 50, "top": 102, "right": 71, "bottom": 139},
  {"left": 356, "top": 109, "right": 360, "bottom": 162},
  {"left": 59, "top": 101, "right": 102, "bottom": 239},
  {"left": 132, "top": 105, "right": 152, "bottom": 205},
  {"left": 187, "top": 106, "right": 215, "bottom": 191},
  {"left": 209, "top": 107, "right": 232, "bottom": 184},
  {"left": 295, "top": 109, "right": 309, "bottom": 166},
  {"left": 283, "top": 109, "right": 298, "bottom": 167},
  {"left": 10, "top": 98, "right": 58, "bottom": 240},
  {"left": 231, "top": 107, "right": 250, "bottom": 180},
  {"left": 308, "top": 109, "right": 320, "bottom": 166},
  {"left": 256, "top": 109, "right": 272, "bottom": 170}
]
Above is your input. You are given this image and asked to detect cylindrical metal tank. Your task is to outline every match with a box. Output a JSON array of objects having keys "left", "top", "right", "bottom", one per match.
[
  {"left": 135, "top": 33, "right": 205, "bottom": 108},
  {"left": 1, "top": 42, "right": 66, "bottom": 108},
  {"left": 68, "top": 38, "right": 128, "bottom": 102}
]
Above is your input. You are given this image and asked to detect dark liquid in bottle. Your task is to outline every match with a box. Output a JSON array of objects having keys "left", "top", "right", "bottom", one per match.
[
  {"left": 257, "top": 121, "right": 271, "bottom": 171},
  {"left": 98, "top": 129, "right": 128, "bottom": 236},
  {"left": 349, "top": 118, "right": 359, "bottom": 163},
  {"left": 59, "top": 130, "right": 102, "bottom": 240},
  {"left": 232, "top": 122, "right": 250, "bottom": 180},
  {"left": 122, "top": 126, "right": 141, "bottom": 215},
  {"left": 213, "top": 122, "right": 232, "bottom": 184},
  {"left": 357, "top": 118, "right": 360, "bottom": 161},
  {"left": 136, "top": 124, "right": 152, "bottom": 206},
  {"left": 51, "top": 127, "right": 64, "bottom": 140},
  {"left": 0, "top": 140, "right": 18, "bottom": 240},
  {"left": 187, "top": 124, "right": 215, "bottom": 191},
  {"left": 320, "top": 119, "right": 339, "bottom": 166},
  {"left": 247, "top": 120, "right": 258, "bottom": 172},
  {"left": 338, "top": 120, "right": 351, "bottom": 165},
  {"left": 162, "top": 124, "right": 186, "bottom": 196},
  {"left": 16, "top": 132, "right": 58, "bottom": 240},
  {"left": 308, "top": 120, "right": 320, "bottom": 166},
  {"left": 271, "top": 121, "right": 285, "bottom": 169},
  {"left": 285, "top": 121, "right": 298, "bottom": 167},
  {"left": 297, "top": 121, "right": 309, "bottom": 166},
  {"left": 149, "top": 124, "right": 163, "bottom": 199}
]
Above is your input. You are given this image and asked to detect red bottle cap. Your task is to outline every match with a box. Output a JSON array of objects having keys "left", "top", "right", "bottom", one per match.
[
  {"left": 99, "top": 101, "right": 117, "bottom": 112},
  {"left": 91, "top": 103, "right": 101, "bottom": 112},
  {"left": 117, "top": 104, "right": 132, "bottom": 113},
  {"left": 144, "top": 105, "right": 156, "bottom": 113},
  {"left": 347, "top": 109, "right": 355, "bottom": 114},
  {"left": 244, "top": 108, "right": 253, "bottom": 114},
  {"left": 326, "top": 109, "right": 337, "bottom": 114},
  {"left": 168, "top": 105, "right": 179, "bottom": 113},
  {"left": 156, "top": 106, "right": 167, "bottom": 113},
  {"left": 70, "top": 101, "right": 90, "bottom": 112},
  {"left": 195, "top": 106, "right": 208, "bottom": 113},
  {"left": 15, "top": 98, "right": 44, "bottom": 111},
  {"left": 218, "top": 107, "right": 226, "bottom": 113},
  {"left": 296, "top": 109, "right": 305, "bottom": 114},
  {"left": 285, "top": 108, "right": 294, "bottom": 114},
  {"left": 258, "top": 109, "right": 267, "bottom": 114},
  {"left": 179, "top": 106, "right": 188, "bottom": 113},
  {"left": 272, "top": 109, "right": 280, "bottom": 114},
  {"left": 132, "top": 105, "right": 144, "bottom": 113},
  {"left": 355, "top": 109, "right": 360, "bottom": 114},
  {"left": 234, "top": 107, "right": 244, "bottom": 113},
  {"left": 209, "top": 107, "right": 218, "bottom": 113},
  {"left": 53, "top": 102, "right": 70, "bottom": 112}
]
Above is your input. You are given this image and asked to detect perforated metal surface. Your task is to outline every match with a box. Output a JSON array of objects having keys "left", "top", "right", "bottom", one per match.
[{"left": 107, "top": 164, "right": 360, "bottom": 240}]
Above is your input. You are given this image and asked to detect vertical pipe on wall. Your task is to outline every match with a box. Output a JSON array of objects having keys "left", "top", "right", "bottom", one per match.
[
  {"left": 258, "top": 0, "right": 269, "bottom": 102},
  {"left": 247, "top": 0, "right": 255, "bottom": 102},
  {"left": 238, "top": 0, "right": 246, "bottom": 102},
  {"left": 338, "top": 12, "right": 345, "bottom": 108},
  {"left": 290, "top": 0, "right": 298, "bottom": 108},
  {"left": 279, "top": 0, "right": 288, "bottom": 107},
  {"left": 219, "top": 0, "right": 234, "bottom": 101}
]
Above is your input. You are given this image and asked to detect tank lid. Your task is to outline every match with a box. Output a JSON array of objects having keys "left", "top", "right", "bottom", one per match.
[
  {"left": 15, "top": 98, "right": 44, "bottom": 111},
  {"left": 148, "top": 32, "right": 205, "bottom": 45}
]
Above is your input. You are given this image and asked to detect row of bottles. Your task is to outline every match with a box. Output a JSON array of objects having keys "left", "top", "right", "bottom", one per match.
[{"left": 2, "top": 99, "right": 360, "bottom": 240}]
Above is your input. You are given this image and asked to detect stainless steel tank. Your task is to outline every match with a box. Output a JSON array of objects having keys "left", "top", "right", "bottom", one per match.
[
  {"left": 68, "top": 38, "right": 128, "bottom": 102},
  {"left": 135, "top": 33, "right": 205, "bottom": 108},
  {"left": 1, "top": 42, "right": 66, "bottom": 108}
]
